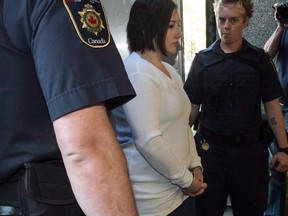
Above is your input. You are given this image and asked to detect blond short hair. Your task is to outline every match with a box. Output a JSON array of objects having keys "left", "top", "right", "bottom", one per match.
[{"left": 213, "top": 0, "right": 254, "bottom": 21}]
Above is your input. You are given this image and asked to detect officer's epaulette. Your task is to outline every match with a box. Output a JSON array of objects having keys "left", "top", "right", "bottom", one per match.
[
  {"left": 201, "top": 52, "right": 224, "bottom": 67},
  {"left": 238, "top": 40, "right": 264, "bottom": 63},
  {"left": 198, "top": 42, "right": 224, "bottom": 67}
]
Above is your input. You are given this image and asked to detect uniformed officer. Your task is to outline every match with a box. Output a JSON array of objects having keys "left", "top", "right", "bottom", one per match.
[
  {"left": 0, "top": 0, "right": 138, "bottom": 215},
  {"left": 184, "top": 0, "right": 288, "bottom": 215}
]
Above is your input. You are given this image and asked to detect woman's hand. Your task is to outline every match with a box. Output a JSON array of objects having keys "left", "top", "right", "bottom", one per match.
[{"left": 182, "top": 167, "right": 207, "bottom": 197}]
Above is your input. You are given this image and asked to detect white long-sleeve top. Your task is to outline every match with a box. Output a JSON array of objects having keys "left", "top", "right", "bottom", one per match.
[{"left": 112, "top": 52, "right": 201, "bottom": 216}]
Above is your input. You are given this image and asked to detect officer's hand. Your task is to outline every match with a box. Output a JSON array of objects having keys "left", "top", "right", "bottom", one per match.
[
  {"left": 182, "top": 177, "right": 207, "bottom": 197},
  {"left": 273, "top": 3, "right": 288, "bottom": 28},
  {"left": 271, "top": 152, "right": 288, "bottom": 172}
]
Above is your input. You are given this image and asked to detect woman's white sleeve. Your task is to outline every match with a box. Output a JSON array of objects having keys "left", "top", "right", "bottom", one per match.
[{"left": 123, "top": 73, "right": 193, "bottom": 188}]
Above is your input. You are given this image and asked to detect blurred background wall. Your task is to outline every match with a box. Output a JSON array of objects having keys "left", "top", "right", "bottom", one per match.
[{"left": 243, "top": 0, "right": 277, "bottom": 48}]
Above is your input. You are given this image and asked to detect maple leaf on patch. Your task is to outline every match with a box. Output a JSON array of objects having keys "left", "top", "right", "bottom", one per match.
[{"left": 88, "top": 15, "right": 97, "bottom": 25}]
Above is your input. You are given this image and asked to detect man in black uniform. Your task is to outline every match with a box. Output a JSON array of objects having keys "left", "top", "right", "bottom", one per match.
[
  {"left": 184, "top": 0, "right": 288, "bottom": 215},
  {"left": 0, "top": 0, "right": 138, "bottom": 215}
]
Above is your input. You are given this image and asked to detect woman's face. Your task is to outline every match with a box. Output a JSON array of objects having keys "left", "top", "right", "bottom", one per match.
[{"left": 164, "top": 9, "right": 182, "bottom": 55}]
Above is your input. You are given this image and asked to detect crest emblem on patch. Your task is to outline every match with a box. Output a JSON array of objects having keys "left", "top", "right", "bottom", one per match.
[
  {"left": 63, "top": 0, "right": 110, "bottom": 48},
  {"left": 78, "top": 4, "right": 105, "bottom": 35}
]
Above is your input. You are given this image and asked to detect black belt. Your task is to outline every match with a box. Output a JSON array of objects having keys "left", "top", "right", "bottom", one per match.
[
  {"left": 198, "top": 124, "right": 261, "bottom": 144},
  {"left": 0, "top": 205, "right": 22, "bottom": 215}
]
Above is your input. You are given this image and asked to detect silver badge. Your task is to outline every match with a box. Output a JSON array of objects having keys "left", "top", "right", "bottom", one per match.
[{"left": 201, "top": 140, "right": 209, "bottom": 151}]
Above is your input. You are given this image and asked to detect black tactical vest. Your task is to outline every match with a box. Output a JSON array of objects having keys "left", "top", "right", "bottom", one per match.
[{"left": 197, "top": 47, "right": 264, "bottom": 134}]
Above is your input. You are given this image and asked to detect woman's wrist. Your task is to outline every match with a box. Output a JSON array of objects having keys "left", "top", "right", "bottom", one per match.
[{"left": 189, "top": 166, "right": 202, "bottom": 173}]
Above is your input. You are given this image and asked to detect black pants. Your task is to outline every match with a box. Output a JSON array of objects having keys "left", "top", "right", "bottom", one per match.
[
  {"left": 168, "top": 197, "right": 196, "bottom": 216},
  {"left": 196, "top": 139, "right": 269, "bottom": 216},
  {"left": 0, "top": 161, "right": 84, "bottom": 216}
]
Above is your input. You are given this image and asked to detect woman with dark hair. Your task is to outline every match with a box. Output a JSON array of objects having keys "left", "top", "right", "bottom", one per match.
[{"left": 112, "top": 0, "right": 207, "bottom": 215}]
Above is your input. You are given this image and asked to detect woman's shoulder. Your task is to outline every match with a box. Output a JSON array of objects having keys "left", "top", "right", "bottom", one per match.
[
  {"left": 163, "top": 62, "right": 182, "bottom": 80},
  {"left": 124, "top": 52, "right": 150, "bottom": 73},
  {"left": 125, "top": 52, "right": 160, "bottom": 78}
]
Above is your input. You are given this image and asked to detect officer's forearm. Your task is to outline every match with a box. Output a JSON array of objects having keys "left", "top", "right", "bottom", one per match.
[
  {"left": 63, "top": 141, "right": 137, "bottom": 216},
  {"left": 189, "top": 103, "right": 200, "bottom": 127},
  {"left": 53, "top": 105, "right": 138, "bottom": 216},
  {"left": 264, "top": 99, "right": 288, "bottom": 148}
]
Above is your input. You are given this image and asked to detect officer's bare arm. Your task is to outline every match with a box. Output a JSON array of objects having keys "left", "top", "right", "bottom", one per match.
[
  {"left": 264, "top": 99, "right": 288, "bottom": 149},
  {"left": 53, "top": 104, "right": 138, "bottom": 216},
  {"left": 189, "top": 103, "right": 200, "bottom": 127}
]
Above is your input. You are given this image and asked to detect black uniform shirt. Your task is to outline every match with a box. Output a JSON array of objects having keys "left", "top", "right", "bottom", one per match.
[
  {"left": 0, "top": 0, "right": 135, "bottom": 182},
  {"left": 184, "top": 39, "right": 283, "bottom": 134}
]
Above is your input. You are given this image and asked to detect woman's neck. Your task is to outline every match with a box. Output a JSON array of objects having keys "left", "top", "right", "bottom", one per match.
[{"left": 137, "top": 50, "right": 171, "bottom": 79}]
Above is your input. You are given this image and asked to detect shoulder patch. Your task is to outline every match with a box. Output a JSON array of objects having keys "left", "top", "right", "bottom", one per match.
[{"left": 63, "top": 0, "right": 110, "bottom": 48}]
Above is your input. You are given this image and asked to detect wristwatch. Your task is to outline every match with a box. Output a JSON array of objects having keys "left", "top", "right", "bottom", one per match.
[{"left": 278, "top": 147, "right": 288, "bottom": 155}]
